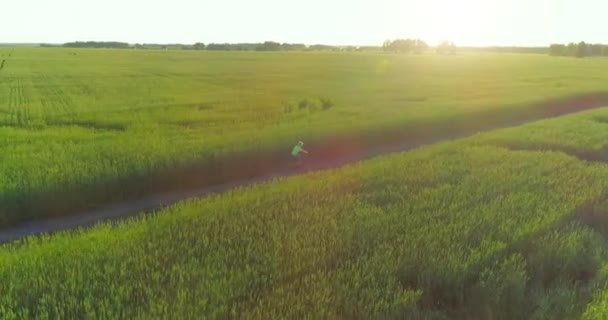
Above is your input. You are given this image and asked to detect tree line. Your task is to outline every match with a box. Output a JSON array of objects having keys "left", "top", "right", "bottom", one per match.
[
  {"left": 161, "top": 42, "right": 363, "bottom": 52},
  {"left": 463, "top": 46, "right": 547, "bottom": 54},
  {"left": 382, "top": 39, "right": 458, "bottom": 55},
  {"left": 50, "top": 41, "right": 378, "bottom": 52},
  {"left": 549, "top": 42, "right": 608, "bottom": 57},
  {"left": 55, "top": 40, "right": 603, "bottom": 57},
  {"left": 382, "top": 39, "right": 428, "bottom": 53},
  {"left": 62, "top": 41, "right": 130, "bottom": 49},
  {"left": 203, "top": 41, "right": 308, "bottom": 51}
]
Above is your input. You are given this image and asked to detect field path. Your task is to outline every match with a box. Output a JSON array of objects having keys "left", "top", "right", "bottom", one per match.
[{"left": 3, "top": 92, "right": 608, "bottom": 244}]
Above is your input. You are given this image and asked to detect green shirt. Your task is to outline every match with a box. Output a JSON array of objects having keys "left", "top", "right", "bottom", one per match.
[{"left": 291, "top": 145, "right": 304, "bottom": 156}]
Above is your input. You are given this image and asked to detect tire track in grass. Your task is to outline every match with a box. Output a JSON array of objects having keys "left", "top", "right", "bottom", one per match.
[
  {"left": 8, "top": 81, "right": 17, "bottom": 125},
  {"left": 20, "top": 79, "right": 32, "bottom": 126},
  {"left": 4, "top": 92, "right": 608, "bottom": 243},
  {"left": 0, "top": 48, "right": 13, "bottom": 72},
  {"left": 4, "top": 78, "right": 31, "bottom": 127},
  {"left": 37, "top": 74, "right": 76, "bottom": 119},
  {"left": 16, "top": 79, "right": 26, "bottom": 126},
  {"left": 0, "top": 50, "right": 30, "bottom": 127},
  {"left": 0, "top": 50, "right": 12, "bottom": 123}
]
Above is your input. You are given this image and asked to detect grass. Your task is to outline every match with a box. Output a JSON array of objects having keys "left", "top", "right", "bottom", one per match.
[
  {"left": 6, "top": 109, "right": 608, "bottom": 318},
  {"left": 472, "top": 110, "right": 608, "bottom": 152},
  {"left": 3, "top": 49, "right": 608, "bottom": 225}
]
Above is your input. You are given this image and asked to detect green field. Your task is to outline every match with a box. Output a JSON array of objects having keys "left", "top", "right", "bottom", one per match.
[
  {"left": 4, "top": 108, "right": 608, "bottom": 318},
  {"left": 3, "top": 48, "right": 608, "bottom": 225},
  {"left": 5, "top": 49, "right": 608, "bottom": 318}
]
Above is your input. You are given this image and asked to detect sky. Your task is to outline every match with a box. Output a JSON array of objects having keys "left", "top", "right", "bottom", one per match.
[{"left": 2, "top": 0, "right": 607, "bottom": 46}]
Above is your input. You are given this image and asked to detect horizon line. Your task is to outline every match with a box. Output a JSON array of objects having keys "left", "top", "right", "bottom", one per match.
[{"left": 0, "top": 41, "right": 566, "bottom": 48}]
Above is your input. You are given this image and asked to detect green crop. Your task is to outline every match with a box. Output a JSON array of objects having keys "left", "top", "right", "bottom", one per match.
[
  {"left": 3, "top": 48, "right": 608, "bottom": 225},
  {"left": 4, "top": 109, "right": 608, "bottom": 318},
  {"left": 471, "top": 108, "right": 608, "bottom": 152}
]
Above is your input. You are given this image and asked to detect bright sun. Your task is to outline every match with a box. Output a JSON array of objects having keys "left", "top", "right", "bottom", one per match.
[{"left": 419, "top": 0, "right": 501, "bottom": 46}]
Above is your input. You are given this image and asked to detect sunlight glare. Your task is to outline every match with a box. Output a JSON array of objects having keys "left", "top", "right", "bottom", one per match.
[{"left": 416, "top": 0, "right": 502, "bottom": 46}]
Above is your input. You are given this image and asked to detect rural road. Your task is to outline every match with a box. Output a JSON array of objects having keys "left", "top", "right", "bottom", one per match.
[{"left": 2, "top": 92, "right": 608, "bottom": 244}]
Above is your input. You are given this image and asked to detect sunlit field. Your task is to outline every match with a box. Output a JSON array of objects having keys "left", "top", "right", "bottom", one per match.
[
  {"left": 6, "top": 108, "right": 608, "bottom": 318},
  {"left": 2, "top": 48, "right": 608, "bottom": 226}
]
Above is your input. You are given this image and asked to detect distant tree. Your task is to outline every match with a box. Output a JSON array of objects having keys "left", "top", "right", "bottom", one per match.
[
  {"left": 63, "top": 41, "right": 130, "bottom": 49},
  {"left": 460, "top": 46, "right": 547, "bottom": 54},
  {"left": 308, "top": 44, "right": 338, "bottom": 51},
  {"left": 280, "top": 43, "right": 306, "bottom": 51},
  {"left": 206, "top": 43, "right": 229, "bottom": 50},
  {"left": 437, "top": 41, "right": 456, "bottom": 55},
  {"left": 589, "top": 43, "right": 602, "bottom": 56},
  {"left": 382, "top": 38, "right": 428, "bottom": 54},
  {"left": 549, "top": 44, "right": 566, "bottom": 56},
  {"left": 549, "top": 41, "right": 599, "bottom": 58},
  {"left": 256, "top": 41, "right": 282, "bottom": 51},
  {"left": 193, "top": 42, "right": 205, "bottom": 50},
  {"left": 382, "top": 40, "right": 392, "bottom": 52},
  {"left": 565, "top": 42, "right": 577, "bottom": 56},
  {"left": 576, "top": 41, "right": 588, "bottom": 58},
  {"left": 412, "top": 39, "right": 428, "bottom": 53},
  {"left": 394, "top": 39, "right": 413, "bottom": 53}
]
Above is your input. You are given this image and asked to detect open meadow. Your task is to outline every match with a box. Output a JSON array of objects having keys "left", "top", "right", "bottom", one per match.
[{"left": 3, "top": 48, "right": 608, "bottom": 226}]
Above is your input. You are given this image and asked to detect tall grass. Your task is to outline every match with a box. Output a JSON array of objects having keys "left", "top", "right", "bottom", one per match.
[
  {"left": 4, "top": 110, "right": 608, "bottom": 318},
  {"left": 2, "top": 49, "right": 608, "bottom": 224}
]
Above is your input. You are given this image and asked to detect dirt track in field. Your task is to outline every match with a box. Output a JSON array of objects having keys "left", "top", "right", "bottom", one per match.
[{"left": 3, "top": 92, "right": 608, "bottom": 244}]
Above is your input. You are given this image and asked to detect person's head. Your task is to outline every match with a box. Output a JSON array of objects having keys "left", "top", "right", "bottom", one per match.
[{"left": 298, "top": 141, "right": 304, "bottom": 146}]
